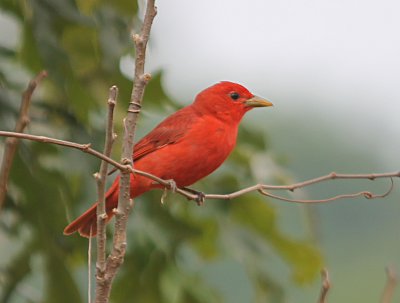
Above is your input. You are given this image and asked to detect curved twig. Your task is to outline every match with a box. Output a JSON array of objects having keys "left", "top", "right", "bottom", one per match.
[
  {"left": 0, "top": 71, "right": 47, "bottom": 211},
  {"left": 257, "top": 177, "right": 394, "bottom": 204}
]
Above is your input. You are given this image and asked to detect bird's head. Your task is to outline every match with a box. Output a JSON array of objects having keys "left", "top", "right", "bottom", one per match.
[{"left": 193, "top": 81, "right": 273, "bottom": 123}]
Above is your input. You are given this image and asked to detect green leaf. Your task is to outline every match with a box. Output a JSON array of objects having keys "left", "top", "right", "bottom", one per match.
[
  {"left": 0, "top": 242, "right": 34, "bottom": 303},
  {"left": 231, "top": 197, "right": 322, "bottom": 284},
  {"left": 61, "top": 26, "right": 100, "bottom": 77},
  {"left": 44, "top": 247, "right": 82, "bottom": 303}
]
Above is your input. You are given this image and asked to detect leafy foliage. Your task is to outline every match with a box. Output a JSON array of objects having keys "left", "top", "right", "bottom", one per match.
[{"left": 0, "top": 1, "right": 322, "bottom": 302}]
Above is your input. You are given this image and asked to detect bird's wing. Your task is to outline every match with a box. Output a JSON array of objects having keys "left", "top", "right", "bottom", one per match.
[{"left": 133, "top": 107, "right": 195, "bottom": 161}]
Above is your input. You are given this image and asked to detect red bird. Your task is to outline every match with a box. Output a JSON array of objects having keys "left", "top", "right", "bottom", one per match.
[{"left": 64, "top": 82, "right": 272, "bottom": 237}]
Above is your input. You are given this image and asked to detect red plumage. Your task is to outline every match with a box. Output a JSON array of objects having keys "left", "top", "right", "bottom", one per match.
[{"left": 64, "top": 82, "right": 272, "bottom": 237}]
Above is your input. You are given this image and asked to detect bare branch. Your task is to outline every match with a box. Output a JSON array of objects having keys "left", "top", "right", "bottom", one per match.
[
  {"left": 380, "top": 266, "right": 397, "bottom": 303},
  {"left": 0, "top": 130, "right": 196, "bottom": 198},
  {"left": 0, "top": 130, "right": 399, "bottom": 206},
  {"left": 0, "top": 131, "right": 125, "bottom": 170},
  {"left": 114, "top": 0, "right": 157, "bottom": 241},
  {"left": 317, "top": 268, "right": 330, "bottom": 303},
  {"left": 94, "top": 86, "right": 118, "bottom": 300},
  {"left": 95, "top": 1, "right": 157, "bottom": 302},
  {"left": 0, "top": 70, "right": 47, "bottom": 212},
  {"left": 205, "top": 173, "right": 399, "bottom": 203},
  {"left": 257, "top": 177, "right": 394, "bottom": 204}
]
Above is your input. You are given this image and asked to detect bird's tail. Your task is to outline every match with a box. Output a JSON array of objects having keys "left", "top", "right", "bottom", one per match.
[{"left": 63, "top": 180, "right": 119, "bottom": 238}]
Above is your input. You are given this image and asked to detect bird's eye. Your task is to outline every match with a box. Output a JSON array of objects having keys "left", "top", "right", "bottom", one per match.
[{"left": 230, "top": 92, "right": 240, "bottom": 100}]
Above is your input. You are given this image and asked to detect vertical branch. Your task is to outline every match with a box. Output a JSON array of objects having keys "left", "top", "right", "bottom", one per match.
[
  {"left": 112, "top": 0, "right": 156, "bottom": 258},
  {"left": 94, "top": 1, "right": 157, "bottom": 302},
  {"left": 94, "top": 86, "right": 118, "bottom": 298},
  {"left": 0, "top": 70, "right": 47, "bottom": 212},
  {"left": 317, "top": 268, "right": 330, "bottom": 303},
  {"left": 114, "top": 0, "right": 157, "bottom": 241}
]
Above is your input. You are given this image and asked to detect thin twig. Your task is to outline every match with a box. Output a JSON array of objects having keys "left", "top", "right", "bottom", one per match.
[
  {"left": 94, "top": 86, "right": 118, "bottom": 301},
  {"left": 317, "top": 268, "right": 330, "bottom": 303},
  {"left": 0, "top": 130, "right": 198, "bottom": 198},
  {"left": 0, "top": 131, "right": 126, "bottom": 171},
  {"left": 206, "top": 173, "right": 399, "bottom": 200},
  {"left": 380, "top": 266, "right": 397, "bottom": 303},
  {"left": 0, "top": 130, "right": 399, "bottom": 205},
  {"left": 0, "top": 70, "right": 47, "bottom": 212},
  {"left": 205, "top": 174, "right": 398, "bottom": 203},
  {"left": 258, "top": 177, "right": 394, "bottom": 204}
]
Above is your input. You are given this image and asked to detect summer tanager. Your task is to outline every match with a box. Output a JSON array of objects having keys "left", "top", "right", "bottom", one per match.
[{"left": 64, "top": 81, "right": 272, "bottom": 237}]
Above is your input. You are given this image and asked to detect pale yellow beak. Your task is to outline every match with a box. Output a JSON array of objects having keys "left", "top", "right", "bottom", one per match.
[{"left": 244, "top": 95, "right": 273, "bottom": 108}]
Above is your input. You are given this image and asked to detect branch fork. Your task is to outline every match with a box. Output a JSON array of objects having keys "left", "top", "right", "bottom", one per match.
[{"left": 93, "top": 1, "right": 158, "bottom": 302}]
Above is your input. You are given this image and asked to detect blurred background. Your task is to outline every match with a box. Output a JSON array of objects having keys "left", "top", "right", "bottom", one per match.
[{"left": 0, "top": 0, "right": 399, "bottom": 302}]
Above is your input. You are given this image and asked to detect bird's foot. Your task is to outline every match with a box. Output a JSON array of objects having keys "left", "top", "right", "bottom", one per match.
[
  {"left": 181, "top": 187, "right": 206, "bottom": 206},
  {"left": 166, "top": 179, "right": 177, "bottom": 192},
  {"left": 160, "top": 180, "right": 177, "bottom": 205}
]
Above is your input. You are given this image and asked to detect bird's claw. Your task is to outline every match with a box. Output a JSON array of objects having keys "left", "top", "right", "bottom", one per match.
[
  {"left": 160, "top": 180, "right": 177, "bottom": 205},
  {"left": 182, "top": 187, "right": 206, "bottom": 206},
  {"left": 166, "top": 179, "right": 177, "bottom": 192},
  {"left": 195, "top": 192, "right": 205, "bottom": 206}
]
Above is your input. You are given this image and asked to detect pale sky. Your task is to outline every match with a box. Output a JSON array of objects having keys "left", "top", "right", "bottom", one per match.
[
  {"left": 143, "top": 0, "right": 400, "bottom": 166},
  {"left": 149, "top": 0, "right": 400, "bottom": 111}
]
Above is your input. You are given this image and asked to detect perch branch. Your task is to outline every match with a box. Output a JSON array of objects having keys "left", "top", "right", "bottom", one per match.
[
  {"left": 205, "top": 172, "right": 398, "bottom": 203},
  {"left": 0, "top": 130, "right": 193, "bottom": 196},
  {"left": 94, "top": 86, "right": 118, "bottom": 300},
  {"left": 0, "top": 131, "right": 126, "bottom": 171},
  {"left": 0, "top": 70, "right": 47, "bottom": 212},
  {"left": 257, "top": 177, "right": 394, "bottom": 204},
  {"left": 0, "top": 130, "right": 399, "bottom": 205}
]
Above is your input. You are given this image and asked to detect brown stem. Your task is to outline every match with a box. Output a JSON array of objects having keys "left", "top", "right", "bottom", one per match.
[
  {"left": 0, "top": 70, "right": 47, "bottom": 212},
  {"left": 0, "top": 130, "right": 190, "bottom": 197},
  {"left": 206, "top": 173, "right": 399, "bottom": 203},
  {"left": 95, "top": 86, "right": 118, "bottom": 299},
  {"left": 95, "top": 1, "right": 157, "bottom": 302}
]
